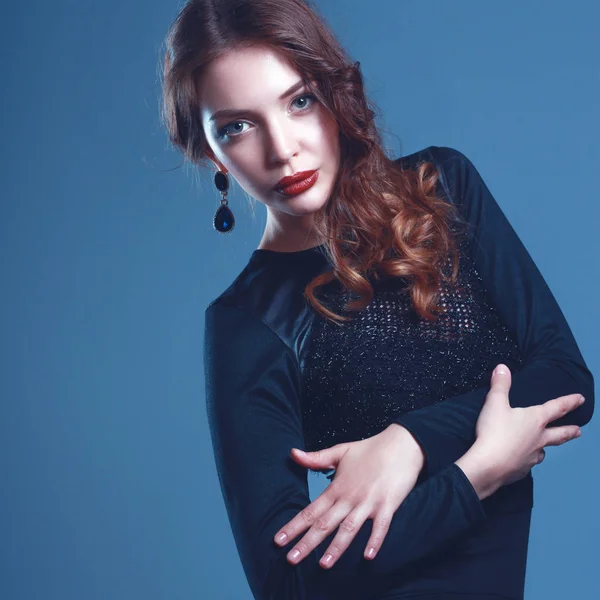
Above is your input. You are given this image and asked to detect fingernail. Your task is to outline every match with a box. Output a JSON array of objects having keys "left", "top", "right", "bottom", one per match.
[
  {"left": 578, "top": 396, "right": 585, "bottom": 405},
  {"left": 366, "top": 547, "right": 375, "bottom": 559},
  {"left": 494, "top": 365, "right": 508, "bottom": 375},
  {"left": 275, "top": 532, "right": 287, "bottom": 544},
  {"left": 320, "top": 553, "right": 333, "bottom": 567},
  {"left": 289, "top": 549, "right": 300, "bottom": 562}
]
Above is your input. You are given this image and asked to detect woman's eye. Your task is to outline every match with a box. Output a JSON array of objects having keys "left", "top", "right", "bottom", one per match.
[
  {"left": 292, "top": 93, "right": 316, "bottom": 110},
  {"left": 216, "top": 94, "right": 316, "bottom": 141},
  {"left": 216, "top": 121, "right": 248, "bottom": 140}
]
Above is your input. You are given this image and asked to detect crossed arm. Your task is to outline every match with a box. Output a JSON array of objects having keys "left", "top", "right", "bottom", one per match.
[
  {"left": 392, "top": 147, "right": 593, "bottom": 479},
  {"left": 205, "top": 301, "right": 491, "bottom": 600}
]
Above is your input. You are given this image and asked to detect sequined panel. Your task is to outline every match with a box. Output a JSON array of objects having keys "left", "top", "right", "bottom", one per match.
[{"left": 299, "top": 242, "right": 523, "bottom": 452}]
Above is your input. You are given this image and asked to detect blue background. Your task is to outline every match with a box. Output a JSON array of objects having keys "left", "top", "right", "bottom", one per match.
[{"left": 1, "top": 1, "right": 598, "bottom": 598}]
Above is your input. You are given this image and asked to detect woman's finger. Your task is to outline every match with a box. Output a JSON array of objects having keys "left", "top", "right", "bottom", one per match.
[
  {"left": 541, "top": 424, "right": 581, "bottom": 447},
  {"left": 363, "top": 505, "right": 394, "bottom": 560},
  {"left": 286, "top": 501, "right": 353, "bottom": 565},
  {"left": 274, "top": 489, "right": 336, "bottom": 547},
  {"left": 540, "top": 393, "right": 584, "bottom": 427},
  {"left": 290, "top": 445, "right": 346, "bottom": 470},
  {"left": 318, "top": 505, "right": 372, "bottom": 569}
]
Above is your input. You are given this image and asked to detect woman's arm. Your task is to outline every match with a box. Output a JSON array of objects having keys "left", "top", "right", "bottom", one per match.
[
  {"left": 392, "top": 146, "right": 594, "bottom": 479},
  {"left": 204, "top": 301, "right": 491, "bottom": 600}
]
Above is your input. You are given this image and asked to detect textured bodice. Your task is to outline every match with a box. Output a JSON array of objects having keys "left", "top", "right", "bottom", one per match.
[{"left": 299, "top": 237, "right": 523, "bottom": 452}]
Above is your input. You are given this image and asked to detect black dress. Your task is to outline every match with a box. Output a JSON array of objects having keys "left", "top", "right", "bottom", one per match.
[{"left": 203, "top": 146, "right": 594, "bottom": 600}]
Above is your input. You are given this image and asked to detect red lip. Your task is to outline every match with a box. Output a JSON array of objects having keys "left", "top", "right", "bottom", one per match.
[
  {"left": 275, "top": 169, "right": 317, "bottom": 189},
  {"left": 275, "top": 171, "right": 319, "bottom": 196}
]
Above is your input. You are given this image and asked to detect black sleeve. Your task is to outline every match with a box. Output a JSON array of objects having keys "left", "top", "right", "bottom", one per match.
[
  {"left": 393, "top": 146, "right": 594, "bottom": 479},
  {"left": 204, "top": 301, "right": 488, "bottom": 600}
]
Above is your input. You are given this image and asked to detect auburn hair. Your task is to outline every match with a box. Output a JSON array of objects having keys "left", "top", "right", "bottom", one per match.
[{"left": 159, "top": 0, "right": 468, "bottom": 324}]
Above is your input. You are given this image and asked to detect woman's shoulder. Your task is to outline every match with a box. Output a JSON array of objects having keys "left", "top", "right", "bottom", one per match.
[
  {"left": 205, "top": 248, "right": 330, "bottom": 352},
  {"left": 394, "top": 144, "right": 472, "bottom": 171},
  {"left": 395, "top": 145, "right": 483, "bottom": 213}
]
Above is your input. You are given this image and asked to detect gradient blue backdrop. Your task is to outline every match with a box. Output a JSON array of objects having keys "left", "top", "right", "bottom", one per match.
[{"left": 1, "top": 1, "right": 598, "bottom": 598}]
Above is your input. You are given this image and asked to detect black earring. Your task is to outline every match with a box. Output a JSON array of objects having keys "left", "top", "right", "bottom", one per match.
[{"left": 213, "top": 170, "right": 235, "bottom": 234}]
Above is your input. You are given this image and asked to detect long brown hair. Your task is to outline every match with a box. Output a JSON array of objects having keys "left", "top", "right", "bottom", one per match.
[{"left": 160, "top": 0, "right": 467, "bottom": 323}]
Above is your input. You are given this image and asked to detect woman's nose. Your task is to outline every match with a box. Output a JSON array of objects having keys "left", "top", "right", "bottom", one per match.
[{"left": 266, "top": 120, "right": 300, "bottom": 165}]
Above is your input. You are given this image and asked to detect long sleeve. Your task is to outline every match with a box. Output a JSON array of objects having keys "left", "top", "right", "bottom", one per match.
[
  {"left": 393, "top": 146, "right": 594, "bottom": 479},
  {"left": 204, "top": 301, "right": 488, "bottom": 600}
]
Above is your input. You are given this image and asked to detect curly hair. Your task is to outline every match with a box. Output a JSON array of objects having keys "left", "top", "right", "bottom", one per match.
[{"left": 159, "top": 0, "right": 468, "bottom": 323}]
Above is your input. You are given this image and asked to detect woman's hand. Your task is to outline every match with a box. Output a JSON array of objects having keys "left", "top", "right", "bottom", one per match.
[
  {"left": 467, "top": 364, "right": 585, "bottom": 487},
  {"left": 273, "top": 425, "right": 424, "bottom": 569}
]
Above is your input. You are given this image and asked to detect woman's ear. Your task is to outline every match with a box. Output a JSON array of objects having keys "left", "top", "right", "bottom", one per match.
[{"left": 205, "top": 147, "right": 228, "bottom": 174}]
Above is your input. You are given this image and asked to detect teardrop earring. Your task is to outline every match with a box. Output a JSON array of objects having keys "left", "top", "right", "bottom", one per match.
[{"left": 213, "top": 170, "right": 235, "bottom": 234}]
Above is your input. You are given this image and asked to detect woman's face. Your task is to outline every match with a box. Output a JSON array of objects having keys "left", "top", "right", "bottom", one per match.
[{"left": 198, "top": 44, "right": 341, "bottom": 224}]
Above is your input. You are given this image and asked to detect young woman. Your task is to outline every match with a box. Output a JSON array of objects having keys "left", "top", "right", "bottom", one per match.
[{"left": 160, "top": 1, "right": 594, "bottom": 598}]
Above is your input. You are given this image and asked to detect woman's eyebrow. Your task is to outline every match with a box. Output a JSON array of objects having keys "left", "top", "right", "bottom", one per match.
[{"left": 209, "top": 79, "right": 306, "bottom": 122}]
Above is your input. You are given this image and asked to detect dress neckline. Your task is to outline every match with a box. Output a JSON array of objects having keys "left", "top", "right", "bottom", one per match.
[{"left": 251, "top": 243, "right": 327, "bottom": 258}]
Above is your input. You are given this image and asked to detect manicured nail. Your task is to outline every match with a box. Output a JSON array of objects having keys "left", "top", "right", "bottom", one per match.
[
  {"left": 289, "top": 549, "right": 300, "bottom": 562},
  {"left": 320, "top": 553, "right": 333, "bottom": 567},
  {"left": 275, "top": 532, "right": 287, "bottom": 544},
  {"left": 366, "top": 547, "right": 375, "bottom": 559}
]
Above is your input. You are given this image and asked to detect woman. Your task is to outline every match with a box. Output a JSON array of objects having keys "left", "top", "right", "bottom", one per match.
[{"left": 160, "top": 1, "right": 594, "bottom": 598}]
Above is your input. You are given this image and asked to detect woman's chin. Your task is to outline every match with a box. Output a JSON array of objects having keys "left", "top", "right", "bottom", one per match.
[
  {"left": 278, "top": 195, "right": 329, "bottom": 216},
  {"left": 272, "top": 183, "right": 332, "bottom": 216}
]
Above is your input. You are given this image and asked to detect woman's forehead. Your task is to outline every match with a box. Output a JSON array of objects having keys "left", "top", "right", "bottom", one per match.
[{"left": 197, "top": 46, "right": 304, "bottom": 117}]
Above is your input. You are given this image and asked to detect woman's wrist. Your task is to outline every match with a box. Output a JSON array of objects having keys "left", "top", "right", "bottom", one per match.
[
  {"left": 385, "top": 423, "right": 425, "bottom": 471},
  {"left": 454, "top": 444, "right": 506, "bottom": 501}
]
